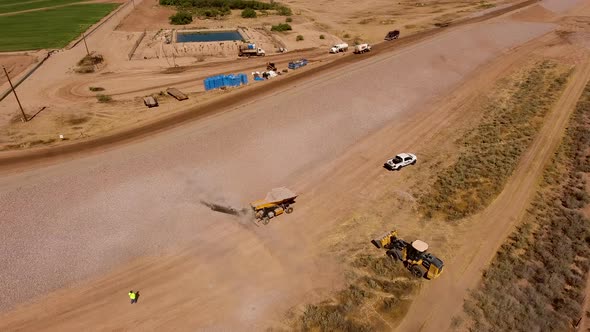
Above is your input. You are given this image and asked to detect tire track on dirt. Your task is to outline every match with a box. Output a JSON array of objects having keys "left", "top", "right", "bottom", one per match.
[{"left": 395, "top": 59, "right": 590, "bottom": 332}]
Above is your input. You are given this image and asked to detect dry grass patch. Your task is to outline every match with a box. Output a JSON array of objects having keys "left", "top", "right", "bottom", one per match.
[
  {"left": 419, "top": 61, "right": 573, "bottom": 221},
  {"left": 463, "top": 80, "right": 590, "bottom": 331}
]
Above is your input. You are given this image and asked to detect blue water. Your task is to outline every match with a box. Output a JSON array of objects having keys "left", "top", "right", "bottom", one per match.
[{"left": 177, "top": 30, "right": 243, "bottom": 43}]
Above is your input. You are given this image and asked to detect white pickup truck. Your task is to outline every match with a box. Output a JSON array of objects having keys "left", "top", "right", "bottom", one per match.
[
  {"left": 330, "top": 43, "right": 349, "bottom": 53},
  {"left": 384, "top": 153, "right": 417, "bottom": 171}
]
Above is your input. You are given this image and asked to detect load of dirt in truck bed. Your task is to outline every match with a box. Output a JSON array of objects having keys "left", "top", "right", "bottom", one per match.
[{"left": 264, "top": 187, "right": 297, "bottom": 202}]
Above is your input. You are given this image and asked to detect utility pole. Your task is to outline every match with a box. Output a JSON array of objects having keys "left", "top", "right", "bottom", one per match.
[
  {"left": 82, "top": 33, "right": 90, "bottom": 56},
  {"left": 3, "top": 66, "right": 27, "bottom": 122}
]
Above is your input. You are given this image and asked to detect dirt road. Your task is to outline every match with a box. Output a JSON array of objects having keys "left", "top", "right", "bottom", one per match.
[{"left": 0, "top": 2, "right": 578, "bottom": 331}]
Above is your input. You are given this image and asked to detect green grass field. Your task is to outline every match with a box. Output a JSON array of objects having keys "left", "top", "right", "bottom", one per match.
[
  {"left": 0, "top": 0, "right": 85, "bottom": 15},
  {"left": 0, "top": 3, "right": 119, "bottom": 51}
]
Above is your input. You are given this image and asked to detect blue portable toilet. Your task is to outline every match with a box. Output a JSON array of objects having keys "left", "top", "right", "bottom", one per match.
[
  {"left": 204, "top": 77, "right": 211, "bottom": 91},
  {"left": 215, "top": 75, "right": 222, "bottom": 89}
]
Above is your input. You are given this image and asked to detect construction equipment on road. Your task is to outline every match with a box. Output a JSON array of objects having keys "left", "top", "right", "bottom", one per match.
[
  {"left": 166, "top": 88, "right": 188, "bottom": 101},
  {"left": 239, "top": 43, "right": 266, "bottom": 57},
  {"left": 250, "top": 187, "right": 298, "bottom": 225},
  {"left": 372, "top": 230, "right": 444, "bottom": 280},
  {"left": 330, "top": 43, "right": 349, "bottom": 53},
  {"left": 385, "top": 30, "right": 400, "bottom": 41},
  {"left": 353, "top": 43, "right": 372, "bottom": 54}
]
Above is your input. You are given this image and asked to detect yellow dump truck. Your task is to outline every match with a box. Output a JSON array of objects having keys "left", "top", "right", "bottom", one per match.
[{"left": 250, "top": 187, "right": 298, "bottom": 225}]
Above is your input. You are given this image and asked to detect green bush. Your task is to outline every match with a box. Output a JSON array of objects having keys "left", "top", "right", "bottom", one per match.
[
  {"left": 169, "top": 11, "right": 192, "bottom": 25},
  {"left": 241, "top": 7, "right": 256, "bottom": 18},
  {"left": 277, "top": 5, "right": 292, "bottom": 16},
  {"left": 270, "top": 23, "right": 292, "bottom": 32},
  {"left": 285, "top": 17, "right": 292, "bottom": 22},
  {"left": 296, "top": 34, "right": 304, "bottom": 41}
]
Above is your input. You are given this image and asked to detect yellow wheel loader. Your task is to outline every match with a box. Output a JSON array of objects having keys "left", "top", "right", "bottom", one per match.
[
  {"left": 250, "top": 187, "right": 298, "bottom": 225},
  {"left": 372, "top": 230, "right": 444, "bottom": 280}
]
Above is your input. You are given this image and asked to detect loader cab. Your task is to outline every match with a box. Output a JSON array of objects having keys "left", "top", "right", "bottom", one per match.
[{"left": 406, "top": 240, "right": 428, "bottom": 262}]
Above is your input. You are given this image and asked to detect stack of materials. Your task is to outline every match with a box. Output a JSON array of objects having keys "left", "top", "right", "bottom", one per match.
[{"left": 204, "top": 74, "right": 248, "bottom": 91}]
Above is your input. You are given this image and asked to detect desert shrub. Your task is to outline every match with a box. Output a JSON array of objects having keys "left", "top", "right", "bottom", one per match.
[
  {"left": 96, "top": 94, "right": 112, "bottom": 103},
  {"left": 88, "top": 86, "right": 104, "bottom": 92},
  {"left": 319, "top": 34, "right": 325, "bottom": 39},
  {"left": 296, "top": 34, "right": 304, "bottom": 41},
  {"left": 276, "top": 5, "right": 292, "bottom": 16},
  {"left": 285, "top": 17, "right": 292, "bottom": 22},
  {"left": 464, "top": 80, "right": 590, "bottom": 331},
  {"left": 241, "top": 8, "right": 256, "bottom": 18},
  {"left": 169, "top": 11, "right": 192, "bottom": 24},
  {"left": 419, "top": 61, "right": 573, "bottom": 220},
  {"left": 270, "top": 23, "right": 292, "bottom": 32},
  {"left": 343, "top": 33, "right": 350, "bottom": 38}
]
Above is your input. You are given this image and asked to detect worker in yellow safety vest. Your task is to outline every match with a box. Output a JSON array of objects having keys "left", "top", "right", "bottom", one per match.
[{"left": 129, "top": 290, "right": 137, "bottom": 304}]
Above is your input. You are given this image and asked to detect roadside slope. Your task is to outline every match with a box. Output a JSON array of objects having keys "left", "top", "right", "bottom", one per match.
[{"left": 396, "top": 59, "right": 590, "bottom": 332}]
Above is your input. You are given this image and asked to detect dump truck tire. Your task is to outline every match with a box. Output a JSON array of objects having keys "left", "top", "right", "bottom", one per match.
[
  {"left": 412, "top": 160, "right": 416, "bottom": 165},
  {"left": 286, "top": 207, "right": 293, "bottom": 214},
  {"left": 262, "top": 217, "right": 270, "bottom": 225},
  {"left": 410, "top": 265, "right": 425, "bottom": 278}
]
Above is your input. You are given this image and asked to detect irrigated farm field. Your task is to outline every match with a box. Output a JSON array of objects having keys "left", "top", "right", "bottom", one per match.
[{"left": 0, "top": 2, "right": 120, "bottom": 51}]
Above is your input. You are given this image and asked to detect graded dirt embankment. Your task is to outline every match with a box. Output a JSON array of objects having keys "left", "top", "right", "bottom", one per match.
[{"left": 0, "top": 9, "right": 557, "bottom": 331}]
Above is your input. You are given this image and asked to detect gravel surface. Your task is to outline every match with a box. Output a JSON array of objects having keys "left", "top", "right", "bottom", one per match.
[{"left": 0, "top": 16, "right": 554, "bottom": 327}]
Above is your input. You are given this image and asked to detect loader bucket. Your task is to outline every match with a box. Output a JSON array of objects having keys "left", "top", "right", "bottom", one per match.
[{"left": 371, "top": 230, "right": 398, "bottom": 249}]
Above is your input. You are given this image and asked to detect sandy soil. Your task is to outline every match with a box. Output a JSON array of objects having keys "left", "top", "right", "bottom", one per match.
[
  {"left": 0, "top": 0, "right": 527, "bottom": 152},
  {"left": 0, "top": 2, "right": 577, "bottom": 330},
  {"left": 0, "top": 54, "right": 37, "bottom": 86}
]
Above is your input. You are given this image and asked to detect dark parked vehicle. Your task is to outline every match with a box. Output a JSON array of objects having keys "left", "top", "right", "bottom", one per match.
[{"left": 385, "top": 30, "right": 400, "bottom": 41}]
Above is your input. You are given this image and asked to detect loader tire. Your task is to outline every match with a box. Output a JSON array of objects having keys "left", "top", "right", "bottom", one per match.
[
  {"left": 386, "top": 249, "right": 402, "bottom": 261},
  {"left": 286, "top": 207, "right": 294, "bottom": 214},
  {"left": 262, "top": 217, "right": 270, "bottom": 225},
  {"left": 410, "top": 265, "right": 425, "bottom": 278}
]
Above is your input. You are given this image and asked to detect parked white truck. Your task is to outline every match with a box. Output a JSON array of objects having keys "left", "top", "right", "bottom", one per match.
[
  {"left": 354, "top": 43, "right": 371, "bottom": 54},
  {"left": 239, "top": 43, "right": 266, "bottom": 57},
  {"left": 329, "top": 43, "right": 349, "bottom": 53}
]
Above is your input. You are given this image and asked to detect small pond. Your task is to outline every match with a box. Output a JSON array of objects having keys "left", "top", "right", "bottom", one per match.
[{"left": 176, "top": 30, "right": 243, "bottom": 43}]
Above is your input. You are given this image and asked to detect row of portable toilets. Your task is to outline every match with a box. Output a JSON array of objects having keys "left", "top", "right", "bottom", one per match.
[{"left": 203, "top": 74, "right": 248, "bottom": 91}]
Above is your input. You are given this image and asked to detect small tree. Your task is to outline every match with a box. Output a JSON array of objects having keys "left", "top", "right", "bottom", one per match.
[
  {"left": 241, "top": 8, "right": 257, "bottom": 18},
  {"left": 169, "top": 11, "right": 192, "bottom": 25}
]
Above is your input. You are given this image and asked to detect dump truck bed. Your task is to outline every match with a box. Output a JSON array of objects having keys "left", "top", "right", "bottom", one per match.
[{"left": 250, "top": 187, "right": 297, "bottom": 209}]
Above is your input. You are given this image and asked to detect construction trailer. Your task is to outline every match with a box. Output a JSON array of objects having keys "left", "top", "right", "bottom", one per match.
[
  {"left": 143, "top": 96, "right": 158, "bottom": 108},
  {"left": 166, "top": 88, "right": 188, "bottom": 101}
]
